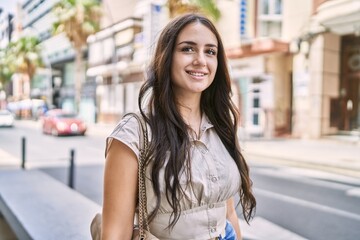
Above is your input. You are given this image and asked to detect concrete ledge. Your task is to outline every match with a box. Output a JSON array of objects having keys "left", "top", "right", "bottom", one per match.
[{"left": 0, "top": 169, "right": 101, "bottom": 240}]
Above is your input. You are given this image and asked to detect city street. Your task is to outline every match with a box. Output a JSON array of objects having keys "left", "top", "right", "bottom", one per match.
[
  {"left": 0, "top": 120, "right": 107, "bottom": 168},
  {"left": 241, "top": 166, "right": 360, "bottom": 240},
  {"left": 1, "top": 0, "right": 360, "bottom": 239},
  {"left": 1, "top": 120, "right": 360, "bottom": 239}
]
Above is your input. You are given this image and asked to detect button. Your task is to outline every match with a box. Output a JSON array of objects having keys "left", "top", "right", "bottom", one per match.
[
  {"left": 201, "top": 149, "right": 208, "bottom": 154},
  {"left": 209, "top": 203, "right": 215, "bottom": 209},
  {"left": 210, "top": 227, "right": 216, "bottom": 233},
  {"left": 211, "top": 176, "right": 218, "bottom": 182}
]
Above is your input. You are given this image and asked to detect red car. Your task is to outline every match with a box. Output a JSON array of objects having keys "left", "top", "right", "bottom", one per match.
[{"left": 42, "top": 109, "right": 87, "bottom": 136}]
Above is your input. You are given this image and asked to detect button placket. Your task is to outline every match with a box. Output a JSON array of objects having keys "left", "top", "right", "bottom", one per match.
[
  {"left": 209, "top": 220, "right": 217, "bottom": 236},
  {"left": 211, "top": 176, "right": 218, "bottom": 183}
]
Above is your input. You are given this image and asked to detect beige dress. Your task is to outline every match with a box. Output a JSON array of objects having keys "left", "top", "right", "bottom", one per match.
[{"left": 106, "top": 113, "right": 241, "bottom": 240}]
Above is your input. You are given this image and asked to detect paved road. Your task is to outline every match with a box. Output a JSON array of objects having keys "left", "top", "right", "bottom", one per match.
[{"left": 2, "top": 120, "right": 360, "bottom": 239}]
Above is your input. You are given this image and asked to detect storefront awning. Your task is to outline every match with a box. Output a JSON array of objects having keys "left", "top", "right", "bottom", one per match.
[{"left": 226, "top": 38, "right": 289, "bottom": 59}]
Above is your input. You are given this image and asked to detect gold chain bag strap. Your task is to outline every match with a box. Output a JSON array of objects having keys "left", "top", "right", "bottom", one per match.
[
  {"left": 129, "top": 113, "right": 158, "bottom": 240},
  {"left": 90, "top": 113, "right": 158, "bottom": 240}
]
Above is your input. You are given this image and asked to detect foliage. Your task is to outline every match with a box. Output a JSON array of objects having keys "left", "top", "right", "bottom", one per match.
[
  {"left": 52, "top": 0, "right": 102, "bottom": 50},
  {"left": 10, "top": 36, "right": 43, "bottom": 79},
  {"left": 0, "top": 36, "right": 43, "bottom": 89},
  {"left": 52, "top": 0, "right": 101, "bottom": 112},
  {"left": 168, "top": 0, "right": 221, "bottom": 21},
  {"left": 0, "top": 48, "right": 14, "bottom": 89}
]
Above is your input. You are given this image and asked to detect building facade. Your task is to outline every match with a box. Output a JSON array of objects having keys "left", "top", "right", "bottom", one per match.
[
  {"left": 87, "top": 0, "right": 168, "bottom": 123},
  {"left": 223, "top": 0, "right": 359, "bottom": 139},
  {"left": 226, "top": 0, "right": 293, "bottom": 138},
  {"left": 0, "top": 9, "right": 13, "bottom": 49},
  {"left": 18, "top": 0, "right": 88, "bottom": 119},
  {"left": 0, "top": 8, "right": 14, "bottom": 109},
  {"left": 291, "top": 0, "right": 360, "bottom": 138},
  {"left": 11, "top": 0, "right": 359, "bottom": 136}
]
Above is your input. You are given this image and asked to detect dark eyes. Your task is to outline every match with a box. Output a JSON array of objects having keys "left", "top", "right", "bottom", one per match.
[
  {"left": 207, "top": 49, "right": 217, "bottom": 55},
  {"left": 181, "top": 47, "right": 194, "bottom": 52},
  {"left": 180, "top": 46, "right": 217, "bottom": 56}
]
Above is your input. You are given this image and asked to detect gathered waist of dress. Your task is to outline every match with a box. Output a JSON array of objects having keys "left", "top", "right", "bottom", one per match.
[{"left": 149, "top": 201, "right": 227, "bottom": 240}]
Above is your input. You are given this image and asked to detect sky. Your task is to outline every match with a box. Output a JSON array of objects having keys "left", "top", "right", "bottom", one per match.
[{"left": 0, "top": 0, "right": 19, "bottom": 14}]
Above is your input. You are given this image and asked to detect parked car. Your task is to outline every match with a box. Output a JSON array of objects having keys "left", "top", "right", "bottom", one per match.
[
  {"left": 0, "top": 110, "right": 15, "bottom": 127},
  {"left": 42, "top": 109, "right": 87, "bottom": 136}
]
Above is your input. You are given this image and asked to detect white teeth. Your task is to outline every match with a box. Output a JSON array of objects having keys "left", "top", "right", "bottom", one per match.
[{"left": 188, "top": 71, "right": 205, "bottom": 77}]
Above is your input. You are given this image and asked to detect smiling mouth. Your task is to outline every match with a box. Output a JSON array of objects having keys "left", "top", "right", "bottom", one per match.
[{"left": 186, "top": 71, "right": 207, "bottom": 77}]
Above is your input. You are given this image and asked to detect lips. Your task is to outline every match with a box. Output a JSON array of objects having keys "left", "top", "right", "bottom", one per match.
[{"left": 186, "top": 71, "right": 207, "bottom": 77}]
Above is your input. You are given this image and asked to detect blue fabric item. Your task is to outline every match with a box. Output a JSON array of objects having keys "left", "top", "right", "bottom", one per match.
[{"left": 218, "top": 220, "right": 237, "bottom": 240}]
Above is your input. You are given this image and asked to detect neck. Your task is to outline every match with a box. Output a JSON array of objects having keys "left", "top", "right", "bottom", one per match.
[
  {"left": 176, "top": 94, "right": 201, "bottom": 120},
  {"left": 176, "top": 94, "right": 202, "bottom": 139}
]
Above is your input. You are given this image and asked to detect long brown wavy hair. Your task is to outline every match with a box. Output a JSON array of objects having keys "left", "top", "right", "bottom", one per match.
[{"left": 138, "top": 13, "right": 256, "bottom": 228}]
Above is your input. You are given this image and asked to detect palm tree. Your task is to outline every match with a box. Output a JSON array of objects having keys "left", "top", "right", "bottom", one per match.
[
  {"left": 5, "top": 36, "right": 43, "bottom": 99},
  {"left": 0, "top": 48, "right": 14, "bottom": 90},
  {"left": 3, "top": 36, "right": 43, "bottom": 118},
  {"left": 10, "top": 37, "right": 43, "bottom": 84},
  {"left": 52, "top": 0, "right": 101, "bottom": 112},
  {"left": 168, "top": 0, "right": 221, "bottom": 21}
]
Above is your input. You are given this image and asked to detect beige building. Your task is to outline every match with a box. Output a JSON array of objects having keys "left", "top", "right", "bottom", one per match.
[
  {"left": 224, "top": 0, "right": 360, "bottom": 139},
  {"left": 87, "top": 0, "right": 168, "bottom": 123},
  {"left": 291, "top": 0, "right": 360, "bottom": 138},
  {"left": 90, "top": 0, "right": 243, "bottom": 123},
  {"left": 226, "top": 0, "right": 293, "bottom": 138},
  {"left": 89, "top": 0, "right": 360, "bottom": 138}
]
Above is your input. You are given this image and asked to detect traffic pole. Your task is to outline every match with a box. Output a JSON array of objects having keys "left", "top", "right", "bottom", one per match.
[
  {"left": 68, "top": 149, "right": 75, "bottom": 189},
  {"left": 21, "top": 137, "right": 26, "bottom": 169}
]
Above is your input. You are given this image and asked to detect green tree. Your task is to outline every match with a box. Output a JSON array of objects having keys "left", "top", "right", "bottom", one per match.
[
  {"left": 0, "top": 48, "right": 14, "bottom": 90},
  {"left": 10, "top": 36, "right": 43, "bottom": 84},
  {"left": 168, "top": 0, "right": 221, "bottom": 21},
  {"left": 3, "top": 36, "right": 43, "bottom": 98},
  {"left": 52, "top": 0, "right": 101, "bottom": 112}
]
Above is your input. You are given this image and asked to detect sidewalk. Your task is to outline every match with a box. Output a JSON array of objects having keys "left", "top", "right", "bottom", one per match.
[
  {"left": 241, "top": 137, "right": 360, "bottom": 178},
  {"left": 0, "top": 148, "right": 20, "bottom": 168}
]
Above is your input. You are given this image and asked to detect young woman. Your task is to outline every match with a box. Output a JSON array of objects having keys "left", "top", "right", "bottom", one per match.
[{"left": 101, "top": 13, "right": 256, "bottom": 240}]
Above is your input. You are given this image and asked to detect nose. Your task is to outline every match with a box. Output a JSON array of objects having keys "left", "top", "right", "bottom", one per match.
[{"left": 193, "top": 52, "right": 206, "bottom": 67}]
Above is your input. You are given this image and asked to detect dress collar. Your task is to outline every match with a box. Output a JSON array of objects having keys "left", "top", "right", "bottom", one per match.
[{"left": 189, "top": 113, "right": 213, "bottom": 141}]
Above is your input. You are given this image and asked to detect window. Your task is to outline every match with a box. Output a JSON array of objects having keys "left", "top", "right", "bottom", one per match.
[
  {"left": 259, "top": 21, "right": 281, "bottom": 38},
  {"left": 258, "top": 0, "right": 282, "bottom": 38},
  {"left": 253, "top": 113, "right": 259, "bottom": 125},
  {"left": 253, "top": 97, "right": 260, "bottom": 108},
  {"left": 274, "top": 0, "right": 282, "bottom": 14},
  {"left": 260, "top": 0, "right": 270, "bottom": 14},
  {"left": 259, "top": 0, "right": 282, "bottom": 16}
]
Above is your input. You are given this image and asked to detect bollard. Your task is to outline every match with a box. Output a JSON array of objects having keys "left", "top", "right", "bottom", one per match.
[
  {"left": 21, "top": 137, "right": 26, "bottom": 169},
  {"left": 68, "top": 149, "right": 75, "bottom": 189}
]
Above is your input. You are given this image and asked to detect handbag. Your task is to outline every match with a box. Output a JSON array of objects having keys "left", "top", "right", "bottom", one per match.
[{"left": 90, "top": 113, "right": 159, "bottom": 240}]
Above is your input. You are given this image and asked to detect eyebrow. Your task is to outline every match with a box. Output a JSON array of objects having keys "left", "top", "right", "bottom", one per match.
[{"left": 178, "top": 41, "right": 218, "bottom": 48}]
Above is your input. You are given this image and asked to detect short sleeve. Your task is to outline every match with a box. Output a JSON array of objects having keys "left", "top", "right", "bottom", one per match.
[{"left": 105, "top": 114, "right": 141, "bottom": 160}]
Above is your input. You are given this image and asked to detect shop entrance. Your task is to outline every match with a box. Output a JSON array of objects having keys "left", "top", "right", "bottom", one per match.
[{"left": 338, "top": 35, "right": 360, "bottom": 131}]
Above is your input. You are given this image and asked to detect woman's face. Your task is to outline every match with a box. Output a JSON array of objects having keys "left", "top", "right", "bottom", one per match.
[{"left": 171, "top": 22, "right": 218, "bottom": 98}]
